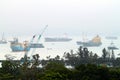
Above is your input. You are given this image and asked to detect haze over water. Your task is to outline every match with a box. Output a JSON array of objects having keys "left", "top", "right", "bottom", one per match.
[{"left": 0, "top": 0, "right": 120, "bottom": 60}]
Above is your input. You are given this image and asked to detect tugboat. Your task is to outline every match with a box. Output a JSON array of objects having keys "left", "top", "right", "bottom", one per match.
[
  {"left": 107, "top": 42, "right": 119, "bottom": 50},
  {"left": 76, "top": 35, "right": 102, "bottom": 47}
]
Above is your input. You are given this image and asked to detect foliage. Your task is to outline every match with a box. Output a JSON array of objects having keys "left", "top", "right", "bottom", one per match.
[
  {"left": 1, "top": 47, "right": 120, "bottom": 79},
  {"left": 1, "top": 60, "right": 20, "bottom": 79},
  {"left": 41, "top": 62, "right": 71, "bottom": 80}
]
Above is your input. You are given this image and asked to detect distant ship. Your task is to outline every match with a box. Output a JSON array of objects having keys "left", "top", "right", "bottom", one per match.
[
  {"left": 107, "top": 42, "right": 119, "bottom": 50},
  {"left": 76, "top": 35, "right": 102, "bottom": 47},
  {"left": 106, "top": 36, "right": 118, "bottom": 40},
  {"left": 29, "top": 43, "right": 44, "bottom": 48},
  {"left": 10, "top": 38, "right": 44, "bottom": 52},
  {"left": 0, "top": 33, "right": 7, "bottom": 44},
  {"left": 45, "top": 37, "right": 72, "bottom": 42},
  {"left": 10, "top": 38, "right": 30, "bottom": 52},
  {"left": 10, "top": 25, "right": 48, "bottom": 52}
]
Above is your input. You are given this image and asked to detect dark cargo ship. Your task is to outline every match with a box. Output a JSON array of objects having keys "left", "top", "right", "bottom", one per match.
[{"left": 45, "top": 37, "right": 72, "bottom": 42}]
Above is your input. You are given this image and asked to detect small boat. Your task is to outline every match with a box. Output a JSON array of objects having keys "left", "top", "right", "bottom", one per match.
[
  {"left": 0, "top": 33, "right": 7, "bottom": 44},
  {"left": 76, "top": 35, "right": 102, "bottom": 47},
  {"left": 107, "top": 42, "right": 119, "bottom": 50}
]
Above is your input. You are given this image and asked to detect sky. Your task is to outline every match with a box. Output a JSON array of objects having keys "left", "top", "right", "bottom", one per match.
[{"left": 0, "top": 0, "right": 120, "bottom": 37}]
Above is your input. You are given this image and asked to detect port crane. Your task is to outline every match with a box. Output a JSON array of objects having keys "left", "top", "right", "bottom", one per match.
[
  {"left": 30, "top": 25, "right": 48, "bottom": 59},
  {"left": 21, "top": 25, "right": 48, "bottom": 64}
]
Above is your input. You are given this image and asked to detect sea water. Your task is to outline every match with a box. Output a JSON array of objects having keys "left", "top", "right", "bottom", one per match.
[{"left": 0, "top": 36, "right": 120, "bottom": 60}]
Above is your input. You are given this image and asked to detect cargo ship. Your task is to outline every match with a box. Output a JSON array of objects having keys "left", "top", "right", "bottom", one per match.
[
  {"left": 45, "top": 37, "right": 72, "bottom": 42},
  {"left": 10, "top": 25, "right": 47, "bottom": 52},
  {"left": 10, "top": 38, "right": 44, "bottom": 52},
  {"left": 106, "top": 36, "right": 118, "bottom": 40},
  {"left": 10, "top": 38, "right": 30, "bottom": 52},
  {"left": 76, "top": 35, "right": 102, "bottom": 47}
]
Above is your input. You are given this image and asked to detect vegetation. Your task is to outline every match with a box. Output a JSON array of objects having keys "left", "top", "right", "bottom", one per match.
[{"left": 1, "top": 46, "right": 120, "bottom": 79}]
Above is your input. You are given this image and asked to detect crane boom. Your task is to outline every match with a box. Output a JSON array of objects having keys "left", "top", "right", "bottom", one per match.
[
  {"left": 30, "top": 25, "right": 48, "bottom": 58},
  {"left": 21, "top": 25, "right": 48, "bottom": 63},
  {"left": 22, "top": 34, "right": 36, "bottom": 63}
]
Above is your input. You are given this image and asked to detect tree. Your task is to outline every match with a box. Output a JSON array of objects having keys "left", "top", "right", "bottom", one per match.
[
  {"left": 83, "top": 47, "right": 89, "bottom": 58},
  {"left": 42, "top": 62, "right": 71, "bottom": 80},
  {"left": 54, "top": 55, "right": 60, "bottom": 60},
  {"left": 75, "top": 64, "right": 100, "bottom": 80},
  {"left": 93, "top": 53, "right": 98, "bottom": 59},
  {"left": 1, "top": 60, "right": 20, "bottom": 79},
  {"left": 102, "top": 48, "right": 107, "bottom": 59},
  {"left": 20, "top": 54, "right": 41, "bottom": 80},
  {"left": 77, "top": 46, "right": 84, "bottom": 58}
]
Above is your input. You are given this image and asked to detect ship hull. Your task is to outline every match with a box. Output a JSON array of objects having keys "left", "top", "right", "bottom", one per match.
[
  {"left": 108, "top": 46, "right": 119, "bottom": 50},
  {"left": 77, "top": 41, "right": 102, "bottom": 47},
  {"left": 0, "top": 41, "right": 7, "bottom": 44},
  {"left": 11, "top": 43, "right": 44, "bottom": 52},
  {"left": 106, "top": 36, "right": 117, "bottom": 40},
  {"left": 10, "top": 37, "right": 44, "bottom": 52},
  {"left": 29, "top": 43, "right": 44, "bottom": 48},
  {"left": 107, "top": 42, "right": 119, "bottom": 50},
  {"left": 11, "top": 45, "right": 30, "bottom": 52}
]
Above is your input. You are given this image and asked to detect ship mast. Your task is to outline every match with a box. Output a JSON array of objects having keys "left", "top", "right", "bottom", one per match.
[{"left": 2, "top": 33, "right": 5, "bottom": 41}]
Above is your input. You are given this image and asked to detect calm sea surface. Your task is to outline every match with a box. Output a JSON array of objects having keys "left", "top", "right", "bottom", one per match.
[{"left": 0, "top": 36, "right": 120, "bottom": 60}]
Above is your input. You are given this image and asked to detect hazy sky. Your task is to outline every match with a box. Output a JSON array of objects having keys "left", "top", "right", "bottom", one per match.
[{"left": 0, "top": 0, "right": 120, "bottom": 36}]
